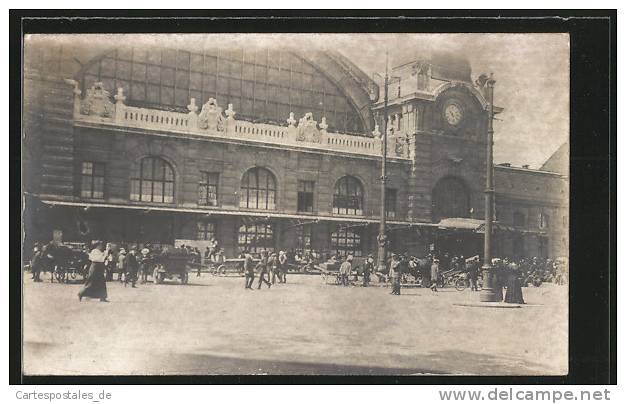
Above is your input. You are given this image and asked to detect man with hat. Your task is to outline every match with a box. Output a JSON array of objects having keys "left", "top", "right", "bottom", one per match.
[
  {"left": 362, "top": 254, "right": 374, "bottom": 287},
  {"left": 117, "top": 247, "right": 127, "bottom": 283},
  {"left": 339, "top": 255, "right": 353, "bottom": 287}
]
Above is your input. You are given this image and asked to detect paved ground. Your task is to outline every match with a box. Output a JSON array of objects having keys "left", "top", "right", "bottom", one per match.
[{"left": 23, "top": 273, "right": 568, "bottom": 376}]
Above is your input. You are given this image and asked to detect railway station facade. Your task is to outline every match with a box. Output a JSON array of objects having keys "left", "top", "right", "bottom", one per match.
[{"left": 22, "top": 37, "right": 569, "bottom": 259}]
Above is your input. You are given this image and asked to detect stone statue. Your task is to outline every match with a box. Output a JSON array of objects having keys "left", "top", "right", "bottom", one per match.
[
  {"left": 80, "top": 82, "right": 114, "bottom": 118},
  {"left": 197, "top": 98, "right": 225, "bottom": 132},
  {"left": 296, "top": 112, "right": 321, "bottom": 143}
]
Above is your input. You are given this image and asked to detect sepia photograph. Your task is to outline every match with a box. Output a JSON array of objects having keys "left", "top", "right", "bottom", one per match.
[{"left": 20, "top": 32, "right": 571, "bottom": 377}]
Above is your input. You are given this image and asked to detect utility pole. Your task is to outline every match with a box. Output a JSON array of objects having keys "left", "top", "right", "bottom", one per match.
[
  {"left": 377, "top": 52, "right": 390, "bottom": 274},
  {"left": 480, "top": 73, "right": 497, "bottom": 302}
]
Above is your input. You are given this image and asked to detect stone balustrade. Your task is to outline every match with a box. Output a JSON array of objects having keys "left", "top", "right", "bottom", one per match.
[{"left": 72, "top": 82, "right": 410, "bottom": 160}]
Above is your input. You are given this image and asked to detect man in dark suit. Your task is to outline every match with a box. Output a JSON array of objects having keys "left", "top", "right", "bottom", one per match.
[{"left": 243, "top": 250, "right": 255, "bottom": 289}]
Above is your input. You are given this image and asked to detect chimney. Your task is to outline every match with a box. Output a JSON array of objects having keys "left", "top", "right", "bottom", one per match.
[
  {"left": 499, "top": 163, "right": 511, "bottom": 167},
  {"left": 522, "top": 164, "right": 530, "bottom": 169}
]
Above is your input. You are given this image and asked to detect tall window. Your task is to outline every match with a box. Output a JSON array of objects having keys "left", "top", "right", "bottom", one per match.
[
  {"left": 331, "top": 227, "right": 362, "bottom": 257},
  {"left": 297, "top": 180, "right": 315, "bottom": 212},
  {"left": 539, "top": 212, "right": 550, "bottom": 229},
  {"left": 385, "top": 188, "right": 397, "bottom": 219},
  {"left": 80, "top": 161, "right": 105, "bottom": 199},
  {"left": 130, "top": 156, "right": 175, "bottom": 203},
  {"left": 197, "top": 221, "right": 216, "bottom": 240},
  {"left": 333, "top": 176, "right": 364, "bottom": 216},
  {"left": 240, "top": 167, "right": 276, "bottom": 210},
  {"left": 238, "top": 223, "right": 274, "bottom": 253},
  {"left": 198, "top": 172, "right": 219, "bottom": 206},
  {"left": 296, "top": 224, "right": 313, "bottom": 252}
]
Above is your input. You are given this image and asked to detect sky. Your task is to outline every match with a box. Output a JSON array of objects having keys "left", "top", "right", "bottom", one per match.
[
  {"left": 30, "top": 33, "right": 569, "bottom": 168},
  {"left": 314, "top": 33, "right": 569, "bottom": 168}
]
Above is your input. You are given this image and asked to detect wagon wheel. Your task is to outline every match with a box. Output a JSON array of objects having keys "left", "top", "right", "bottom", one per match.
[
  {"left": 455, "top": 277, "right": 467, "bottom": 291},
  {"left": 70, "top": 271, "right": 77, "bottom": 280}
]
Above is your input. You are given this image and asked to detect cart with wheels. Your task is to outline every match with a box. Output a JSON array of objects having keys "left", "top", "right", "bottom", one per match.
[{"left": 152, "top": 248, "right": 190, "bottom": 284}]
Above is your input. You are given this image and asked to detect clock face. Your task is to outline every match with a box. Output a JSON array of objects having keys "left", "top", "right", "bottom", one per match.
[{"left": 444, "top": 102, "right": 463, "bottom": 126}]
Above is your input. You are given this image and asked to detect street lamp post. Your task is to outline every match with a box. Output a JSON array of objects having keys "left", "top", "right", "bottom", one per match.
[
  {"left": 480, "top": 73, "right": 497, "bottom": 302},
  {"left": 377, "top": 53, "right": 390, "bottom": 274}
]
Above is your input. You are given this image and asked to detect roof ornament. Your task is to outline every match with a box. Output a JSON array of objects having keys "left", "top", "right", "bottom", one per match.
[
  {"left": 296, "top": 112, "right": 321, "bottom": 143},
  {"left": 80, "top": 82, "right": 114, "bottom": 118},
  {"left": 198, "top": 98, "right": 225, "bottom": 132}
]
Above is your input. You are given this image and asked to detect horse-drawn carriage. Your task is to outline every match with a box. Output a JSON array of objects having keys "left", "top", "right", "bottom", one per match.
[{"left": 35, "top": 242, "right": 90, "bottom": 283}]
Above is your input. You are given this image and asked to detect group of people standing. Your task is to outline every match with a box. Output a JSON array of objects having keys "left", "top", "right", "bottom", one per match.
[{"left": 243, "top": 250, "right": 288, "bottom": 290}]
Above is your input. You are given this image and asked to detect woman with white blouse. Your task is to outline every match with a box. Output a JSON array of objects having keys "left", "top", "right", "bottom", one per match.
[{"left": 78, "top": 241, "right": 110, "bottom": 302}]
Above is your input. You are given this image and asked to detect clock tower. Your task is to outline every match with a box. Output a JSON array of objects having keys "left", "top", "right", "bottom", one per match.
[{"left": 372, "top": 52, "right": 501, "bottom": 255}]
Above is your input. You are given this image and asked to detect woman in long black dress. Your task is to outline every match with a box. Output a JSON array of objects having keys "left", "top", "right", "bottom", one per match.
[
  {"left": 78, "top": 241, "right": 110, "bottom": 302},
  {"left": 504, "top": 261, "right": 526, "bottom": 304}
]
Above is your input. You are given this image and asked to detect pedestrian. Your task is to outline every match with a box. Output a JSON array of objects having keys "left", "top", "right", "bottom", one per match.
[
  {"left": 504, "top": 261, "right": 526, "bottom": 304},
  {"left": 339, "top": 255, "right": 353, "bottom": 286},
  {"left": 30, "top": 243, "right": 43, "bottom": 282},
  {"left": 256, "top": 251, "right": 271, "bottom": 289},
  {"left": 139, "top": 247, "right": 151, "bottom": 284},
  {"left": 125, "top": 248, "right": 139, "bottom": 288},
  {"left": 269, "top": 252, "right": 279, "bottom": 284},
  {"left": 243, "top": 250, "right": 255, "bottom": 289},
  {"left": 467, "top": 256, "right": 480, "bottom": 291},
  {"left": 117, "top": 248, "right": 127, "bottom": 283},
  {"left": 389, "top": 253, "right": 402, "bottom": 295},
  {"left": 430, "top": 258, "right": 440, "bottom": 292},
  {"left": 278, "top": 250, "right": 288, "bottom": 283},
  {"left": 362, "top": 254, "right": 374, "bottom": 287},
  {"left": 78, "top": 241, "right": 110, "bottom": 302}
]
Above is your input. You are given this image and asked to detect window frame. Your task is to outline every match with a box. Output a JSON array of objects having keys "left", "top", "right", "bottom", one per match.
[
  {"left": 130, "top": 156, "right": 175, "bottom": 203},
  {"left": 238, "top": 222, "right": 275, "bottom": 253},
  {"left": 332, "top": 176, "right": 364, "bottom": 216},
  {"left": 297, "top": 180, "right": 315, "bottom": 213},
  {"left": 197, "top": 221, "right": 216, "bottom": 241},
  {"left": 385, "top": 187, "right": 397, "bottom": 219},
  {"left": 198, "top": 171, "right": 220, "bottom": 206},
  {"left": 330, "top": 226, "right": 362, "bottom": 257},
  {"left": 80, "top": 161, "right": 105, "bottom": 199},
  {"left": 239, "top": 167, "right": 277, "bottom": 210}
]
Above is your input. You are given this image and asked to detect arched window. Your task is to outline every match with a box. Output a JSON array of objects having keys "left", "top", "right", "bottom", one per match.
[
  {"left": 333, "top": 176, "right": 364, "bottom": 216},
  {"left": 130, "top": 156, "right": 175, "bottom": 203},
  {"left": 240, "top": 167, "right": 276, "bottom": 210},
  {"left": 513, "top": 211, "right": 526, "bottom": 228},
  {"left": 431, "top": 177, "right": 470, "bottom": 222}
]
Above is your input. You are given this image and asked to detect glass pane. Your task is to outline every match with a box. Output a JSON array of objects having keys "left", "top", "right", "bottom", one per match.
[
  {"left": 153, "top": 181, "right": 163, "bottom": 202},
  {"left": 130, "top": 180, "right": 140, "bottom": 201},
  {"left": 81, "top": 162, "right": 92, "bottom": 175},
  {"left": 164, "top": 182, "right": 174, "bottom": 203},
  {"left": 141, "top": 181, "right": 152, "bottom": 201},
  {"left": 80, "top": 177, "right": 92, "bottom": 198},
  {"left": 198, "top": 184, "right": 207, "bottom": 205},
  {"left": 93, "top": 177, "right": 104, "bottom": 196}
]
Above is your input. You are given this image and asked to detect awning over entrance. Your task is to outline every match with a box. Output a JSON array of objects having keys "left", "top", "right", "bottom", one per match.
[
  {"left": 436, "top": 217, "right": 484, "bottom": 230},
  {"left": 434, "top": 217, "right": 547, "bottom": 235},
  {"left": 39, "top": 198, "right": 433, "bottom": 227}
]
